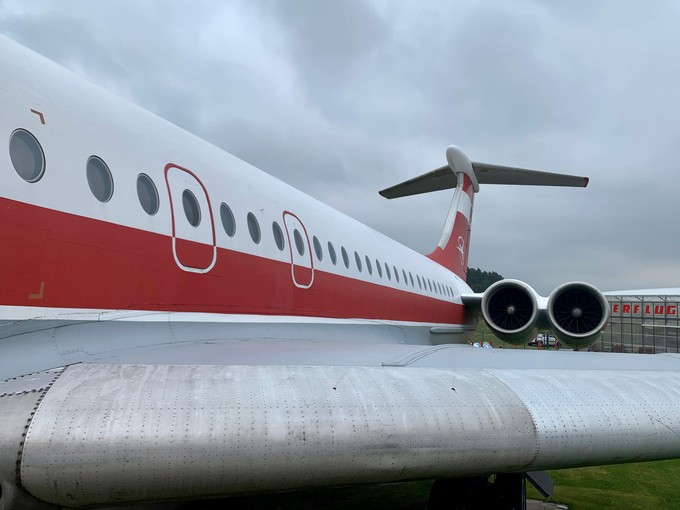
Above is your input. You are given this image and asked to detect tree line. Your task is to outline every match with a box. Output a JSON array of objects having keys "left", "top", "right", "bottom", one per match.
[{"left": 466, "top": 267, "right": 503, "bottom": 292}]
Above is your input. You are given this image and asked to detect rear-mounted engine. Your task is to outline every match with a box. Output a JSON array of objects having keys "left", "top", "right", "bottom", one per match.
[
  {"left": 546, "top": 282, "right": 610, "bottom": 348},
  {"left": 478, "top": 280, "right": 609, "bottom": 349}
]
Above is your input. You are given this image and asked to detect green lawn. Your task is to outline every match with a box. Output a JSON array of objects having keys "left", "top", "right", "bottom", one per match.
[{"left": 527, "top": 459, "right": 680, "bottom": 509}]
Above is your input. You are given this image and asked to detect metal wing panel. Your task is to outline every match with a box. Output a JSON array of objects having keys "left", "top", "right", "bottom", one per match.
[
  {"left": 20, "top": 363, "right": 538, "bottom": 507},
  {"left": 17, "top": 361, "right": 680, "bottom": 508},
  {"left": 490, "top": 369, "right": 680, "bottom": 469}
]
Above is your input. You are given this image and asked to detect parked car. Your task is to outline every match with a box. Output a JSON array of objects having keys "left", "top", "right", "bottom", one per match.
[{"left": 529, "top": 333, "right": 557, "bottom": 348}]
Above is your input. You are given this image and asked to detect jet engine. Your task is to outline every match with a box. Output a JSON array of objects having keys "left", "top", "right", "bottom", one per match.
[
  {"left": 546, "top": 282, "right": 610, "bottom": 349},
  {"left": 477, "top": 280, "right": 609, "bottom": 348},
  {"left": 481, "top": 280, "right": 540, "bottom": 344}
]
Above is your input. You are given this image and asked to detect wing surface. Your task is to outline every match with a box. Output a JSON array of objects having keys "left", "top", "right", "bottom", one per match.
[{"left": 3, "top": 336, "right": 680, "bottom": 508}]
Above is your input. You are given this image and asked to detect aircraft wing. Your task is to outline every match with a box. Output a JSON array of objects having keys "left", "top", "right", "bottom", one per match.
[{"left": 5, "top": 339, "right": 680, "bottom": 508}]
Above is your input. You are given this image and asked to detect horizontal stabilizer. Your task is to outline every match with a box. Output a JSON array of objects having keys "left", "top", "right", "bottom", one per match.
[{"left": 380, "top": 162, "right": 589, "bottom": 199}]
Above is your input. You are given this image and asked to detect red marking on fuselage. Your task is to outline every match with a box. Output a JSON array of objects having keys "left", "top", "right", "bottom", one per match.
[
  {"left": 0, "top": 197, "right": 465, "bottom": 324},
  {"left": 164, "top": 163, "right": 217, "bottom": 272},
  {"left": 30, "top": 109, "right": 45, "bottom": 125}
]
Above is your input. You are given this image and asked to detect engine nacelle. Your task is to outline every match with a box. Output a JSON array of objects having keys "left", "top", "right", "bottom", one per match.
[
  {"left": 547, "top": 282, "right": 610, "bottom": 349},
  {"left": 481, "top": 280, "right": 540, "bottom": 344}
]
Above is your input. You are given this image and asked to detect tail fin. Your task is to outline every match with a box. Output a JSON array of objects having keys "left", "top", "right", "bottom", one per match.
[{"left": 379, "top": 146, "right": 589, "bottom": 281}]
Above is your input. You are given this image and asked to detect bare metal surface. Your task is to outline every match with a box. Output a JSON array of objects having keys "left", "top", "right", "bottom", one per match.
[
  {"left": 491, "top": 369, "right": 680, "bottom": 469},
  {"left": 17, "top": 362, "right": 680, "bottom": 508},
  {"left": 0, "top": 369, "right": 63, "bottom": 510},
  {"left": 21, "top": 363, "right": 537, "bottom": 507},
  {"left": 0, "top": 368, "right": 64, "bottom": 396}
]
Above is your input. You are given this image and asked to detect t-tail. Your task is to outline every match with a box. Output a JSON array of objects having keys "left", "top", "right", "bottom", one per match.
[
  {"left": 381, "top": 146, "right": 609, "bottom": 351},
  {"left": 380, "top": 145, "right": 590, "bottom": 280}
]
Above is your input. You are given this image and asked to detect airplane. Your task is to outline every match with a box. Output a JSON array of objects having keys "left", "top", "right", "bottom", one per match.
[{"left": 1, "top": 32, "right": 680, "bottom": 510}]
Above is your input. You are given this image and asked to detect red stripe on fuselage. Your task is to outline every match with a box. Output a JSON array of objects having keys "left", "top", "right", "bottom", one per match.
[{"left": 0, "top": 198, "right": 465, "bottom": 324}]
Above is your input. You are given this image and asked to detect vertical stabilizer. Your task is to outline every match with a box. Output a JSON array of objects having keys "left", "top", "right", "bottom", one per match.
[{"left": 426, "top": 146, "right": 478, "bottom": 280}]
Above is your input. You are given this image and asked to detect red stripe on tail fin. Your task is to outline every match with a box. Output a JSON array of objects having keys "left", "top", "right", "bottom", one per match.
[{"left": 427, "top": 173, "right": 475, "bottom": 280}]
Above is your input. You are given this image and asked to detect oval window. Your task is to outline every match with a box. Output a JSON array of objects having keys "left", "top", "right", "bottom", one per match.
[
  {"left": 293, "top": 229, "right": 305, "bottom": 256},
  {"left": 272, "top": 221, "right": 285, "bottom": 250},
  {"left": 87, "top": 156, "right": 114, "bottom": 202},
  {"left": 385, "top": 263, "right": 391, "bottom": 281},
  {"left": 247, "top": 212, "right": 261, "bottom": 244},
  {"left": 403, "top": 269, "right": 408, "bottom": 285},
  {"left": 409, "top": 272, "right": 414, "bottom": 287},
  {"left": 341, "top": 247, "right": 350, "bottom": 269},
  {"left": 376, "top": 259, "right": 383, "bottom": 278},
  {"left": 313, "top": 236, "right": 323, "bottom": 261},
  {"left": 328, "top": 242, "right": 337, "bottom": 265},
  {"left": 182, "top": 189, "right": 201, "bottom": 226},
  {"left": 137, "top": 174, "right": 159, "bottom": 215},
  {"left": 394, "top": 266, "right": 400, "bottom": 283},
  {"left": 220, "top": 203, "right": 236, "bottom": 237},
  {"left": 10, "top": 129, "right": 45, "bottom": 182},
  {"left": 354, "top": 251, "right": 362, "bottom": 272},
  {"left": 417, "top": 275, "right": 422, "bottom": 289},
  {"left": 365, "top": 256, "right": 372, "bottom": 275}
]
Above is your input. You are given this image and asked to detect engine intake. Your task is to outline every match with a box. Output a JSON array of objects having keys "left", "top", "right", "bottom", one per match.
[
  {"left": 481, "top": 280, "right": 539, "bottom": 344},
  {"left": 547, "top": 282, "right": 610, "bottom": 349}
]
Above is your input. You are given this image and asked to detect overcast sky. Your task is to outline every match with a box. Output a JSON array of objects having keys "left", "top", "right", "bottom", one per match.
[{"left": 2, "top": 1, "right": 679, "bottom": 294}]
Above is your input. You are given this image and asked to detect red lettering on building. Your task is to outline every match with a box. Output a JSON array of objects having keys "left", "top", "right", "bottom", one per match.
[{"left": 610, "top": 302, "right": 679, "bottom": 316}]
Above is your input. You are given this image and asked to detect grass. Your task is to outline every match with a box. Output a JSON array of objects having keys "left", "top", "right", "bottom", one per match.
[{"left": 527, "top": 459, "right": 680, "bottom": 509}]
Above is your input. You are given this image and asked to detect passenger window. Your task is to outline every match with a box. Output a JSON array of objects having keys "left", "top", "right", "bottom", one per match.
[
  {"left": 247, "top": 212, "right": 261, "bottom": 244},
  {"left": 365, "top": 256, "right": 373, "bottom": 275},
  {"left": 394, "top": 266, "right": 400, "bottom": 283},
  {"left": 182, "top": 189, "right": 201, "bottom": 226},
  {"left": 376, "top": 259, "right": 383, "bottom": 278},
  {"left": 272, "top": 221, "right": 285, "bottom": 250},
  {"left": 341, "top": 246, "right": 350, "bottom": 269},
  {"left": 385, "top": 263, "right": 391, "bottom": 281},
  {"left": 220, "top": 203, "right": 236, "bottom": 237},
  {"left": 313, "top": 236, "right": 323, "bottom": 261},
  {"left": 417, "top": 275, "right": 422, "bottom": 289},
  {"left": 409, "top": 272, "right": 414, "bottom": 287},
  {"left": 137, "top": 174, "right": 159, "bottom": 215},
  {"left": 428, "top": 280, "right": 433, "bottom": 292},
  {"left": 87, "top": 156, "right": 114, "bottom": 202},
  {"left": 354, "top": 251, "right": 363, "bottom": 272},
  {"left": 328, "top": 242, "right": 337, "bottom": 265},
  {"left": 293, "top": 229, "right": 305, "bottom": 256},
  {"left": 402, "top": 269, "right": 408, "bottom": 285},
  {"left": 10, "top": 129, "right": 45, "bottom": 182}
]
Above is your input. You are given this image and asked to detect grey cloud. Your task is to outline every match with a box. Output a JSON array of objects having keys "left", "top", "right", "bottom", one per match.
[{"left": 2, "top": 0, "right": 680, "bottom": 292}]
